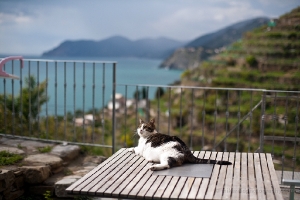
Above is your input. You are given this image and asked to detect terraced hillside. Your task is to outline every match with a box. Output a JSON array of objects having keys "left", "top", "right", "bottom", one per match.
[
  {"left": 144, "top": 7, "right": 300, "bottom": 171},
  {"left": 116, "top": 8, "right": 300, "bottom": 172},
  {"left": 181, "top": 7, "right": 300, "bottom": 90}
]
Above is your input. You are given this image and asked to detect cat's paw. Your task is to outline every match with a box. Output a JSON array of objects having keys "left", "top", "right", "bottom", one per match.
[
  {"left": 127, "top": 148, "right": 135, "bottom": 153},
  {"left": 149, "top": 166, "right": 157, "bottom": 171},
  {"left": 149, "top": 164, "right": 170, "bottom": 171}
]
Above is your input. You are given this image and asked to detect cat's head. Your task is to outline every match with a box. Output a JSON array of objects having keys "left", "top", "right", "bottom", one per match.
[{"left": 137, "top": 118, "right": 157, "bottom": 138}]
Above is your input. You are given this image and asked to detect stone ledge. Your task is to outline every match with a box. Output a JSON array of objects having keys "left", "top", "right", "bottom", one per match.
[
  {"left": 19, "top": 166, "right": 51, "bottom": 184},
  {"left": 0, "top": 137, "right": 107, "bottom": 199},
  {"left": 55, "top": 176, "right": 82, "bottom": 198}
]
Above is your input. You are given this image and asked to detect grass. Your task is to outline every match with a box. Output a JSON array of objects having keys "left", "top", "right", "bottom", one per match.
[
  {"left": 0, "top": 150, "right": 23, "bottom": 166},
  {"left": 37, "top": 146, "right": 52, "bottom": 153},
  {"left": 80, "top": 145, "right": 111, "bottom": 157}
]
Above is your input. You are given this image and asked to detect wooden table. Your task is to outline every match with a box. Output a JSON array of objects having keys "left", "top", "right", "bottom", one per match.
[{"left": 66, "top": 148, "right": 283, "bottom": 200}]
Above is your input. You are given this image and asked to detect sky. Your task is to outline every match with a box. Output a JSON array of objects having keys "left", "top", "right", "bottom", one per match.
[{"left": 0, "top": 0, "right": 299, "bottom": 55}]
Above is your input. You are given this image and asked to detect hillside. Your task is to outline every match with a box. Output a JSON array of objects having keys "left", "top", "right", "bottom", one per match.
[
  {"left": 181, "top": 7, "right": 300, "bottom": 90},
  {"left": 160, "top": 17, "right": 269, "bottom": 70},
  {"left": 42, "top": 36, "right": 185, "bottom": 59},
  {"left": 143, "top": 7, "right": 300, "bottom": 170}
]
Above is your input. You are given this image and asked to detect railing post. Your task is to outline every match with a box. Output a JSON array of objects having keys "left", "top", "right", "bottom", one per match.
[
  {"left": 259, "top": 90, "right": 266, "bottom": 153},
  {"left": 112, "top": 63, "right": 116, "bottom": 154}
]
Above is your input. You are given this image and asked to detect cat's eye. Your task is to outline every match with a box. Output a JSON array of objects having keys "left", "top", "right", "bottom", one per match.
[{"left": 146, "top": 127, "right": 153, "bottom": 131}]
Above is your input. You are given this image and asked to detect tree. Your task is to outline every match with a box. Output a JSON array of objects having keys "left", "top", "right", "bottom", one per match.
[
  {"left": 0, "top": 76, "right": 48, "bottom": 124},
  {"left": 133, "top": 87, "right": 148, "bottom": 100},
  {"left": 155, "top": 87, "right": 165, "bottom": 99}
]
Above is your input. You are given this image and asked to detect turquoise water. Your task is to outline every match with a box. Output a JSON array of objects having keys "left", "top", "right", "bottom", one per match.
[{"left": 0, "top": 56, "right": 183, "bottom": 116}]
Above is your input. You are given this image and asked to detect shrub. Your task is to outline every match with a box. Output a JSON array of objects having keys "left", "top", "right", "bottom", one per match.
[
  {"left": 245, "top": 55, "right": 258, "bottom": 67},
  {"left": 226, "top": 57, "right": 236, "bottom": 66}
]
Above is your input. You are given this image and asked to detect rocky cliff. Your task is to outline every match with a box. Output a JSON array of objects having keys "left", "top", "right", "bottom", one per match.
[{"left": 159, "top": 17, "right": 269, "bottom": 70}]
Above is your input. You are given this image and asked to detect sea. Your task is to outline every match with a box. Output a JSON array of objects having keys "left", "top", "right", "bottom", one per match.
[{"left": 0, "top": 56, "right": 183, "bottom": 116}]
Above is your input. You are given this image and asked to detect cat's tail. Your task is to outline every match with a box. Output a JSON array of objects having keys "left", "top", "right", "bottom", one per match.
[
  {"left": 186, "top": 154, "right": 232, "bottom": 165},
  {"left": 215, "top": 160, "right": 232, "bottom": 165}
]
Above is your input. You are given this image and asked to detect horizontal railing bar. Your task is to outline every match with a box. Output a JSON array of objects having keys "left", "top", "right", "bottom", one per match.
[
  {"left": 117, "top": 83, "right": 266, "bottom": 92},
  {"left": 118, "top": 83, "right": 300, "bottom": 95},
  {"left": 265, "top": 95, "right": 300, "bottom": 99},
  {"left": 0, "top": 133, "right": 112, "bottom": 148},
  {"left": 264, "top": 136, "right": 300, "bottom": 142},
  {"left": 0, "top": 58, "right": 118, "bottom": 64},
  {"left": 264, "top": 90, "right": 300, "bottom": 94}
]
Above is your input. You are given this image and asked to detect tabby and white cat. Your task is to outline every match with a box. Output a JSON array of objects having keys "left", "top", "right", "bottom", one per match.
[{"left": 128, "top": 118, "right": 232, "bottom": 171}]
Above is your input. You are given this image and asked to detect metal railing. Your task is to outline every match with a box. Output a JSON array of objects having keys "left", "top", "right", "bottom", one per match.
[
  {"left": 1, "top": 57, "right": 299, "bottom": 184},
  {"left": 116, "top": 84, "right": 300, "bottom": 183},
  {"left": 0, "top": 58, "right": 117, "bottom": 153}
]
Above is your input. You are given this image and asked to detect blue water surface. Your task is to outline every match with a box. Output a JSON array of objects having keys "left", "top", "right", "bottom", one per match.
[{"left": 0, "top": 56, "right": 183, "bottom": 116}]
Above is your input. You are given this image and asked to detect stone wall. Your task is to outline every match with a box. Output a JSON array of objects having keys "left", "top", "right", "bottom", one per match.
[{"left": 0, "top": 137, "right": 106, "bottom": 200}]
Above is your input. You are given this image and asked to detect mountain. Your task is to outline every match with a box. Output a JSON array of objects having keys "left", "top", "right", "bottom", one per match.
[
  {"left": 185, "top": 17, "right": 270, "bottom": 49},
  {"left": 181, "top": 6, "right": 300, "bottom": 90},
  {"left": 42, "top": 36, "right": 186, "bottom": 59},
  {"left": 159, "top": 17, "right": 270, "bottom": 70}
]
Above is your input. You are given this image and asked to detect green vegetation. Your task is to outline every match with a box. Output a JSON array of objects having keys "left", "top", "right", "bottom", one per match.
[
  {"left": 173, "top": 7, "right": 300, "bottom": 170},
  {"left": 0, "top": 8, "right": 299, "bottom": 174},
  {"left": 0, "top": 151, "right": 23, "bottom": 166},
  {"left": 0, "top": 75, "right": 113, "bottom": 157},
  {"left": 183, "top": 7, "right": 300, "bottom": 91},
  {"left": 245, "top": 55, "right": 258, "bottom": 67},
  {"left": 114, "top": 7, "right": 300, "bottom": 171},
  {"left": 80, "top": 145, "right": 110, "bottom": 156},
  {"left": 43, "top": 191, "right": 53, "bottom": 200},
  {"left": 0, "top": 75, "right": 49, "bottom": 136},
  {"left": 63, "top": 168, "right": 73, "bottom": 176},
  {"left": 37, "top": 146, "right": 52, "bottom": 153}
]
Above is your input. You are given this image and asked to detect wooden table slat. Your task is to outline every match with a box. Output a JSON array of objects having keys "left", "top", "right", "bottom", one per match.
[
  {"left": 122, "top": 161, "right": 153, "bottom": 198},
  {"left": 248, "top": 153, "right": 257, "bottom": 200},
  {"left": 83, "top": 151, "right": 135, "bottom": 194},
  {"left": 66, "top": 149, "right": 284, "bottom": 200},
  {"left": 144, "top": 175, "right": 165, "bottom": 199},
  {"left": 178, "top": 177, "right": 195, "bottom": 200},
  {"left": 254, "top": 153, "right": 266, "bottom": 200},
  {"left": 196, "top": 151, "right": 214, "bottom": 199},
  {"left": 153, "top": 176, "right": 172, "bottom": 198},
  {"left": 213, "top": 151, "right": 229, "bottom": 199},
  {"left": 231, "top": 152, "right": 241, "bottom": 200},
  {"left": 161, "top": 176, "right": 180, "bottom": 198},
  {"left": 137, "top": 174, "right": 158, "bottom": 198},
  {"left": 186, "top": 151, "right": 205, "bottom": 199},
  {"left": 169, "top": 177, "right": 187, "bottom": 199},
  {"left": 241, "top": 152, "right": 249, "bottom": 200},
  {"left": 66, "top": 149, "right": 127, "bottom": 194},
  {"left": 104, "top": 156, "right": 144, "bottom": 195},
  {"left": 266, "top": 154, "right": 284, "bottom": 200},
  {"left": 93, "top": 153, "right": 141, "bottom": 195},
  {"left": 110, "top": 159, "right": 149, "bottom": 197},
  {"left": 177, "top": 151, "right": 201, "bottom": 199},
  {"left": 222, "top": 152, "right": 235, "bottom": 199},
  {"left": 205, "top": 152, "right": 223, "bottom": 199},
  {"left": 260, "top": 153, "right": 275, "bottom": 200},
  {"left": 66, "top": 148, "right": 126, "bottom": 193}
]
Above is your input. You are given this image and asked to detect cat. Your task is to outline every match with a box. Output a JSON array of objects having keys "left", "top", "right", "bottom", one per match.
[{"left": 128, "top": 118, "right": 232, "bottom": 171}]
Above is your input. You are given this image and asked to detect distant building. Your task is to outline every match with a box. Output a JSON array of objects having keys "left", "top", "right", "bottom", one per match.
[
  {"left": 108, "top": 93, "right": 125, "bottom": 111},
  {"left": 75, "top": 114, "right": 96, "bottom": 126}
]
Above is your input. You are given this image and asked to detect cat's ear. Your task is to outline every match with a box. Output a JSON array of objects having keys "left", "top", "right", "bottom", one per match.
[
  {"left": 139, "top": 119, "right": 144, "bottom": 124},
  {"left": 150, "top": 118, "right": 155, "bottom": 124}
]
